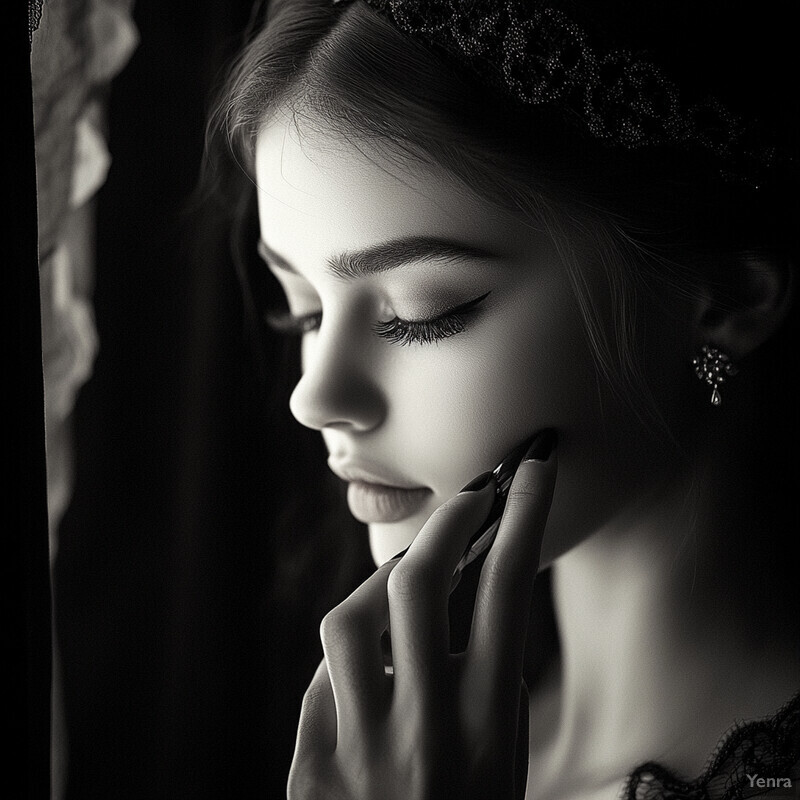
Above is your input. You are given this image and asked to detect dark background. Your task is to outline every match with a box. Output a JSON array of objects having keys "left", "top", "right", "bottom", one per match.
[
  {"left": 34, "top": 2, "right": 798, "bottom": 798},
  {"left": 49, "top": 2, "right": 375, "bottom": 797}
]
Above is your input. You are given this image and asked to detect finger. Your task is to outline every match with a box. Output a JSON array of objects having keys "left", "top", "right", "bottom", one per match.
[
  {"left": 468, "top": 430, "right": 557, "bottom": 691},
  {"left": 319, "top": 559, "right": 397, "bottom": 739},
  {"left": 387, "top": 476, "right": 496, "bottom": 703},
  {"left": 293, "top": 658, "right": 337, "bottom": 762}
]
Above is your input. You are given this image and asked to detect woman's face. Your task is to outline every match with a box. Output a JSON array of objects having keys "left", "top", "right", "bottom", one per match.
[{"left": 254, "top": 116, "right": 692, "bottom": 566}]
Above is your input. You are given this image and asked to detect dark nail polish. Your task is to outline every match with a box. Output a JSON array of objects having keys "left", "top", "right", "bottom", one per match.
[
  {"left": 460, "top": 470, "right": 492, "bottom": 493},
  {"left": 388, "top": 546, "right": 409, "bottom": 562},
  {"left": 524, "top": 429, "right": 557, "bottom": 462}
]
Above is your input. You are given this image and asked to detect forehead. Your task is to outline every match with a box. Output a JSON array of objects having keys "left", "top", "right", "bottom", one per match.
[{"left": 252, "top": 116, "right": 536, "bottom": 261}]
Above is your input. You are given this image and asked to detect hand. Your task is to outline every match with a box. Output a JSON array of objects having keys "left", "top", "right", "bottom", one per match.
[{"left": 287, "top": 435, "right": 557, "bottom": 800}]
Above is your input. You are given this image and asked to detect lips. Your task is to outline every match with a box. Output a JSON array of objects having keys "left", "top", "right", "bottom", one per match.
[
  {"left": 328, "top": 459, "right": 432, "bottom": 524},
  {"left": 346, "top": 481, "right": 431, "bottom": 523}
]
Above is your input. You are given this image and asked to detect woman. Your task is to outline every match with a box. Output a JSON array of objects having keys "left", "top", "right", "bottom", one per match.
[{"left": 205, "top": 0, "right": 799, "bottom": 797}]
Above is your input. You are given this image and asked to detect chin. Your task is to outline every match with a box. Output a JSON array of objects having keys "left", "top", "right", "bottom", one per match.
[{"left": 367, "top": 512, "right": 431, "bottom": 566}]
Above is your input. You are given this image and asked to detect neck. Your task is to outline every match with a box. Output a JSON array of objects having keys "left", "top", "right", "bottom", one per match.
[{"left": 528, "top": 451, "right": 799, "bottom": 798}]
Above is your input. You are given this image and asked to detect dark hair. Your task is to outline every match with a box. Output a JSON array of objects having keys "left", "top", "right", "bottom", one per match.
[
  {"left": 208, "top": 0, "right": 796, "bottom": 422},
  {"left": 203, "top": 0, "right": 798, "bottom": 637}
]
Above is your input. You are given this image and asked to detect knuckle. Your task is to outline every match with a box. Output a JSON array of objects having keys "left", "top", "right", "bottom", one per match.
[
  {"left": 386, "top": 559, "right": 437, "bottom": 603},
  {"left": 318, "top": 609, "right": 339, "bottom": 648},
  {"left": 504, "top": 486, "right": 541, "bottom": 515},
  {"left": 319, "top": 604, "right": 359, "bottom": 650},
  {"left": 319, "top": 596, "right": 377, "bottom": 655}
]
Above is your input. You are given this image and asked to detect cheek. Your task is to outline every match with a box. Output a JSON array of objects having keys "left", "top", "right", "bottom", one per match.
[
  {"left": 376, "top": 279, "right": 682, "bottom": 566},
  {"left": 366, "top": 283, "right": 603, "bottom": 566},
  {"left": 381, "top": 277, "right": 598, "bottom": 488}
]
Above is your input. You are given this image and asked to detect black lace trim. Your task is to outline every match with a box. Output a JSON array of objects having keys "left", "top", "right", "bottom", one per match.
[{"left": 624, "top": 692, "right": 800, "bottom": 800}]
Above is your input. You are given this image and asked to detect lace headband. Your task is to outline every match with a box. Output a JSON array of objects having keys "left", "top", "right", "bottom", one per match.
[{"left": 331, "top": 0, "right": 793, "bottom": 191}]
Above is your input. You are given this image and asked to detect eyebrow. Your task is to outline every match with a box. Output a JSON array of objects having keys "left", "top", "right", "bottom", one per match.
[{"left": 257, "top": 235, "right": 500, "bottom": 280}]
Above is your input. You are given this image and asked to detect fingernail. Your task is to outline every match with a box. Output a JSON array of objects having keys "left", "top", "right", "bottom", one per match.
[
  {"left": 523, "top": 429, "right": 557, "bottom": 462},
  {"left": 387, "top": 546, "right": 409, "bottom": 562},
  {"left": 459, "top": 470, "right": 492, "bottom": 493}
]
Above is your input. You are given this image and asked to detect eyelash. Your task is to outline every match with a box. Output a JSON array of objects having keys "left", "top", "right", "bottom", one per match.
[{"left": 264, "top": 291, "right": 490, "bottom": 346}]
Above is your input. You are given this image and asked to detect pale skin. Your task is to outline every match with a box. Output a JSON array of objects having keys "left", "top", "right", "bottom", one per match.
[{"left": 253, "top": 113, "right": 798, "bottom": 799}]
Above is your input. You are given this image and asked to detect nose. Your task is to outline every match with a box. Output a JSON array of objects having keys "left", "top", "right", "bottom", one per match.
[{"left": 288, "top": 330, "right": 387, "bottom": 433}]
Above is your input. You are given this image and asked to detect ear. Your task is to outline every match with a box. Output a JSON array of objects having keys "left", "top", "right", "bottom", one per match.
[{"left": 694, "top": 254, "right": 794, "bottom": 360}]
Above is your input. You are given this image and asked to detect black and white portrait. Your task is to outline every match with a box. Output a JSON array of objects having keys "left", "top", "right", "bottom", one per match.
[{"left": 25, "top": 1, "right": 799, "bottom": 797}]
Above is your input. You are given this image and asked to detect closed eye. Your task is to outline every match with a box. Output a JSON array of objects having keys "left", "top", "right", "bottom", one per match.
[
  {"left": 264, "top": 291, "right": 491, "bottom": 346},
  {"left": 372, "top": 291, "right": 491, "bottom": 346}
]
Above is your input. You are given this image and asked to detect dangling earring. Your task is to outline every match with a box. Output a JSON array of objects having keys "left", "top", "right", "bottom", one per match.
[{"left": 693, "top": 345, "right": 738, "bottom": 406}]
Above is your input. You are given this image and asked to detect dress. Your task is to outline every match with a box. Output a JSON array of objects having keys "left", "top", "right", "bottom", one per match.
[{"left": 624, "top": 692, "right": 800, "bottom": 800}]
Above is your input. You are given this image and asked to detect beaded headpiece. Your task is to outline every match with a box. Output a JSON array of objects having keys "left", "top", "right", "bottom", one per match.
[{"left": 331, "top": 0, "right": 792, "bottom": 190}]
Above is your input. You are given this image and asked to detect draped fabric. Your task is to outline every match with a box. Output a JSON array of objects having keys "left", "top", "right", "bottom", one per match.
[
  {"left": 32, "top": 4, "right": 137, "bottom": 796},
  {"left": 32, "top": 0, "right": 137, "bottom": 557}
]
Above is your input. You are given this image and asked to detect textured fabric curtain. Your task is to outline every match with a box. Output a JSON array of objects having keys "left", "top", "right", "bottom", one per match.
[{"left": 31, "top": 2, "right": 138, "bottom": 796}]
